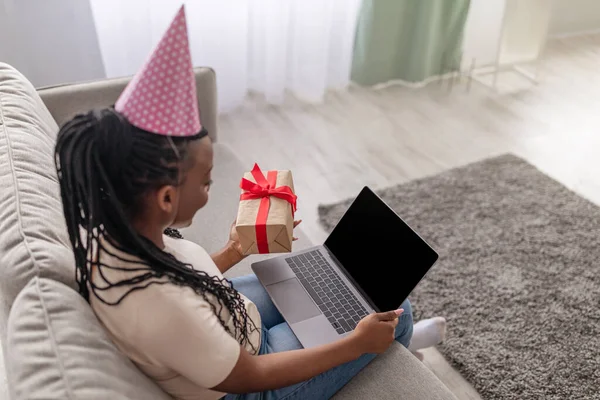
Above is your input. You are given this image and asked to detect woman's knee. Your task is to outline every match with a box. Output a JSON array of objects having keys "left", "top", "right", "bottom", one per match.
[
  {"left": 230, "top": 273, "right": 259, "bottom": 289},
  {"left": 230, "top": 274, "right": 269, "bottom": 311},
  {"left": 394, "top": 298, "right": 413, "bottom": 347},
  {"left": 230, "top": 274, "right": 264, "bottom": 300},
  {"left": 400, "top": 298, "right": 413, "bottom": 321},
  {"left": 232, "top": 274, "right": 284, "bottom": 329}
]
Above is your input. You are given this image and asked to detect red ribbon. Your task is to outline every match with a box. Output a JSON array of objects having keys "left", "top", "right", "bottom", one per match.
[{"left": 240, "top": 164, "right": 297, "bottom": 254}]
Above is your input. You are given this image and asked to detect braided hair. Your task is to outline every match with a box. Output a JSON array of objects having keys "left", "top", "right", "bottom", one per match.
[{"left": 55, "top": 108, "right": 257, "bottom": 350}]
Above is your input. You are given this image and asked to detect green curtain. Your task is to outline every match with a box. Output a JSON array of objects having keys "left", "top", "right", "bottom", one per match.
[{"left": 351, "top": 0, "right": 471, "bottom": 85}]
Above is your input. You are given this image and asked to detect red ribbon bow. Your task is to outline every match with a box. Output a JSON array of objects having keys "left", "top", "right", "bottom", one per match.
[{"left": 240, "top": 164, "right": 297, "bottom": 254}]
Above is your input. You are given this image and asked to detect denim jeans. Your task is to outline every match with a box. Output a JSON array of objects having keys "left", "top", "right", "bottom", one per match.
[{"left": 224, "top": 274, "right": 413, "bottom": 400}]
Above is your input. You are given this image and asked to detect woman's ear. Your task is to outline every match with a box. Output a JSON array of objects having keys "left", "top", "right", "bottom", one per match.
[{"left": 156, "top": 185, "right": 180, "bottom": 217}]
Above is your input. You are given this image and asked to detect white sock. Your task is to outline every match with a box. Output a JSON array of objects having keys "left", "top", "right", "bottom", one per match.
[{"left": 408, "top": 317, "right": 447, "bottom": 352}]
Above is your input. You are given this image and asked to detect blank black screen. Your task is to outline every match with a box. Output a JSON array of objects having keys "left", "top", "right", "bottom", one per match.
[{"left": 324, "top": 187, "right": 438, "bottom": 312}]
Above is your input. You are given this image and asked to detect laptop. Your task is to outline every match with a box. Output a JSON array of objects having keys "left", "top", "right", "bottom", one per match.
[{"left": 251, "top": 186, "right": 439, "bottom": 348}]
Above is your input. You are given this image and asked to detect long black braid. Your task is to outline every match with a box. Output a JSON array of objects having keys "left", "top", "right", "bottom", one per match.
[{"left": 55, "top": 108, "right": 258, "bottom": 351}]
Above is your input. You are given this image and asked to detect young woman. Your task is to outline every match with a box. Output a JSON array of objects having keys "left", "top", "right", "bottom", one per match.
[
  {"left": 55, "top": 107, "right": 445, "bottom": 400},
  {"left": 54, "top": 7, "right": 445, "bottom": 400}
]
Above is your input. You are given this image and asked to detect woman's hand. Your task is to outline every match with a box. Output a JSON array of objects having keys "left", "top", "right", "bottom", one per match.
[
  {"left": 227, "top": 221, "right": 245, "bottom": 259},
  {"left": 227, "top": 219, "right": 303, "bottom": 259},
  {"left": 214, "top": 220, "right": 303, "bottom": 274},
  {"left": 350, "top": 309, "right": 403, "bottom": 354}
]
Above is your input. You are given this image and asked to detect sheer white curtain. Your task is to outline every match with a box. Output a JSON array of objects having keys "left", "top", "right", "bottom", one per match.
[
  {"left": 89, "top": 0, "right": 361, "bottom": 112},
  {"left": 0, "top": 0, "right": 106, "bottom": 87}
]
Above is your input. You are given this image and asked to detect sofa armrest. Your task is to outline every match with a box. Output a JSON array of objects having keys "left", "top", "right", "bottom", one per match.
[
  {"left": 36, "top": 67, "right": 218, "bottom": 141},
  {"left": 333, "top": 343, "right": 457, "bottom": 400}
]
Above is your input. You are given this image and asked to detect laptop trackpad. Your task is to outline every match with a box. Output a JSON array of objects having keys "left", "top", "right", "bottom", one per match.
[{"left": 267, "top": 278, "right": 321, "bottom": 324}]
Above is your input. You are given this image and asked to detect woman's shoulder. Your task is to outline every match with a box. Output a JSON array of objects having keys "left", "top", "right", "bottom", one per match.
[
  {"left": 162, "top": 235, "right": 222, "bottom": 276},
  {"left": 162, "top": 235, "right": 208, "bottom": 255}
]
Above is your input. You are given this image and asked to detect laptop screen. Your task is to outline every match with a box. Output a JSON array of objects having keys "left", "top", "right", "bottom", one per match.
[{"left": 324, "top": 187, "right": 438, "bottom": 312}]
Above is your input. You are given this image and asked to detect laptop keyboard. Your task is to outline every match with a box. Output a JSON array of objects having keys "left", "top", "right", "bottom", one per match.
[{"left": 286, "top": 250, "right": 370, "bottom": 334}]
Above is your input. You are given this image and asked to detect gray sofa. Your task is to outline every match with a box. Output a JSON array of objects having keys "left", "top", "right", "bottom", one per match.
[{"left": 0, "top": 62, "right": 456, "bottom": 399}]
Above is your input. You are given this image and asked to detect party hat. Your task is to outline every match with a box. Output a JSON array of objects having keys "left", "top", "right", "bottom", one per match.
[{"left": 115, "top": 5, "right": 201, "bottom": 137}]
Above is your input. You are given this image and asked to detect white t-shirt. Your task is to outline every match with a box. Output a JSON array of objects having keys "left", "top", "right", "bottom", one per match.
[{"left": 89, "top": 235, "right": 261, "bottom": 400}]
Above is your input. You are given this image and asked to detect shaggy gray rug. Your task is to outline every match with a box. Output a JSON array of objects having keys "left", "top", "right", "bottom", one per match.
[{"left": 318, "top": 155, "right": 600, "bottom": 400}]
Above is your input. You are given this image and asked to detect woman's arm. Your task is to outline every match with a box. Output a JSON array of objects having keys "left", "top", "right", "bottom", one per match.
[
  {"left": 211, "top": 221, "right": 246, "bottom": 274},
  {"left": 212, "top": 310, "right": 401, "bottom": 394},
  {"left": 211, "top": 242, "right": 243, "bottom": 274},
  {"left": 215, "top": 335, "right": 359, "bottom": 393}
]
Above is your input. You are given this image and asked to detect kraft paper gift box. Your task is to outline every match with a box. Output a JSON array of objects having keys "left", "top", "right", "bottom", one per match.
[{"left": 236, "top": 164, "right": 297, "bottom": 255}]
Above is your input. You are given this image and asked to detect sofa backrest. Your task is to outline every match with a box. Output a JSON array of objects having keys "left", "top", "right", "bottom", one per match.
[
  {"left": 1, "top": 62, "right": 173, "bottom": 399},
  {"left": 7, "top": 277, "right": 171, "bottom": 400},
  {"left": 0, "top": 63, "right": 77, "bottom": 342},
  {"left": 37, "top": 67, "right": 218, "bottom": 142}
]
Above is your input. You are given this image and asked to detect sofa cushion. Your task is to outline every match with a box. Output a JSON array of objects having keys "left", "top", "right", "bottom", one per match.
[
  {"left": 6, "top": 277, "right": 171, "bottom": 400},
  {"left": 38, "top": 67, "right": 218, "bottom": 142},
  {"left": 182, "top": 143, "right": 314, "bottom": 279},
  {"left": 0, "top": 63, "right": 76, "bottom": 342}
]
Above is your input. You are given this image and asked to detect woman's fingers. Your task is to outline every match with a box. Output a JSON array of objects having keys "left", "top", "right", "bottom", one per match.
[
  {"left": 292, "top": 220, "right": 302, "bottom": 241},
  {"left": 288, "top": 220, "right": 301, "bottom": 241}
]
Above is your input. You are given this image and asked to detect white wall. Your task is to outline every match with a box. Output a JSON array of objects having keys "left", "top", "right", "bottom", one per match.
[
  {"left": 462, "top": 0, "right": 599, "bottom": 69},
  {"left": 498, "top": 0, "right": 551, "bottom": 65},
  {"left": 0, "top": 0, "right": 106, "bottom": 87},
  {"left": 549, "top": 0, "right": 600, "bottom": 36},
  {"left": 0, "top": 1, "right": 25, "bottom": 72},
  {"left": 461, "top": 0, "right": 505, "bottom": 68}
]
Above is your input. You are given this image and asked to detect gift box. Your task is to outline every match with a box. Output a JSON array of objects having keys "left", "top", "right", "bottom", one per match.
[{"left": 236, "top": 164, "right": 297, "bottom": 255}]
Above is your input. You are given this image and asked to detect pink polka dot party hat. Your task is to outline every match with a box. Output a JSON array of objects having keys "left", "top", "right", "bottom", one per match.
[{"left": 115, "top": 5, "right": 201, "bottom": 137}]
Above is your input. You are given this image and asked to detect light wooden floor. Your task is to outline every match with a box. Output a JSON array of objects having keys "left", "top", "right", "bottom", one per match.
[{"left": 220, "top": 34, "right": 600, "bottom": 399}]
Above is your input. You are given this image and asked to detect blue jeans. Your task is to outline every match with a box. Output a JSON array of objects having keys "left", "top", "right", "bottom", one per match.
[{"left": 224, "top": 274, "right": 413, "bottom": 400}]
